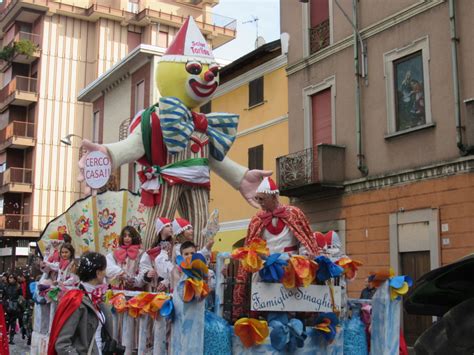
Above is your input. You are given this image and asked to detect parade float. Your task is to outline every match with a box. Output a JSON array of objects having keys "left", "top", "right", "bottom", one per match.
[{"left": 30, "top": 17, "right": 411, "bottom": 355}]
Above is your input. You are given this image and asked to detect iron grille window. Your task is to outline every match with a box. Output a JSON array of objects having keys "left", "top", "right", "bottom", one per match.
[
  {"left": 248, "top": 145, "right": 263, "bottom": 170},
  {"left": 119, "top": 118, "right": 131, "bottom": 141},
  {"left": 249, "top": 76, "right": 264, "bottom": 107},
  {"left": 200, "top": 101, "right": 212, "bottom": 114}
]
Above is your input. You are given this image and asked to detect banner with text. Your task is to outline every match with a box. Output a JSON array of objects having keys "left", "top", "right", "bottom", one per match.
[{"left": 250, "top": 282, "right": 341, "bottom": 312}]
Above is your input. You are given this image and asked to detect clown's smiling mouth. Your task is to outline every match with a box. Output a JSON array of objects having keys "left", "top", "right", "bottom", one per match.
[{"left": 189, "top": 79, "right": 218, "bottom": 98}]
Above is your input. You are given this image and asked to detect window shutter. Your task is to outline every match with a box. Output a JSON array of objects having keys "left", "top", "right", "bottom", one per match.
[
  {"left": 248, "top": 145, "right": 264, "bottom": 170},
  {"left": 249, "top": 77, "right": 264, "bottom": 107}
]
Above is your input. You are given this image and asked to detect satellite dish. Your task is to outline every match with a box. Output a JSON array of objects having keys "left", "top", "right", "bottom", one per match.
[{"left": 255, "top": 36, "right": 266, "bottom": 49}]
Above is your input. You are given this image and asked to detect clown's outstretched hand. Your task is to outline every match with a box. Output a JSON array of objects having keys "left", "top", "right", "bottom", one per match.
[
  {"left": 240, "top": 170, "right": 273, "bottom": 208},
  {"left": 77, "top": 139, "right": 110, "bottom": 195}
]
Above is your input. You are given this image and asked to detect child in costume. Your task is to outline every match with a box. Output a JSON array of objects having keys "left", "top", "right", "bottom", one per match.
[
  {"left": 48, "top": 252, "right": 113, "bottom": 355},
  {"left": 78, "top": 16, "right": 272, "bottom": 251},
  {"left": 106, "top": 226, "right": 144, "bottom": 290},
  {"left": 138, "top": 217, "right": 173, "bottom": 292},
  {"left": 54, "top": 243, "right": 79, "bottom": 291}
]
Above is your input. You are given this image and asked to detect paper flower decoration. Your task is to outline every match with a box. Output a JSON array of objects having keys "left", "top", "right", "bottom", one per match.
[
  {"left": 389, "top": 274, "right": 413, "bottom": 300},
  {"left": 128, "top": 292, "right": 157, "bottom": 318},
  {"left": 314, "top": 312, "right": 340, "bottom": 343},
  {"left": 268, "top": 313, "right": 307, "bottom": 352},
  {"left": 282, "top": 255, "right": 318, "bottom": 288},
  {"left": 108, "top": 292, "right": 127, "bottom": 313},
  {"left": 259, "top": 253, "right": 289, "bottom": 282},
  {"left": 231, "top": 238, "right": 269, "bottom": 273},
  {"left": 234, "top": 317, "right": 269, "bottom": 348},
  {"left": 160, "top": 299, "right": 174, "bottom": 319},
  {"left": 335, "top": 257, "right": 363, "bottom": 280},
  {"left": 176, "top": 253, "right": 209, "bottom": 280},
  {"left": 315, "top": 256, "right": 344, "bottom": 282},
  {"left": 182, "top": 278, "right": 209, "bottom": 302}
]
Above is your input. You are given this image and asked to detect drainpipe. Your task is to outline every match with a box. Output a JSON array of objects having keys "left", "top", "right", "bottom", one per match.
[
  {"left": 352, "top": 0, "right": 368, "bottom": 175},
  {"left": 449, "top": 0, "right": 474, "bottom": 155}
]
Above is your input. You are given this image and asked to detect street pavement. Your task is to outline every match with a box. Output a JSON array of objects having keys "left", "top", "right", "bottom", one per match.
[{"left": 8, "top": 333, "right": 31, "bottom": 355}]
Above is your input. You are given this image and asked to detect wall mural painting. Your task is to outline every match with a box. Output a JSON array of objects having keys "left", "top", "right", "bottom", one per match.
[{"left": 394, "top": 51, "right": 426, "bottom": 131}]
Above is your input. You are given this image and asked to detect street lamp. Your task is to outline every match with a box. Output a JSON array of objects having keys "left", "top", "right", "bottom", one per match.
[{"left": 60, "top": 133, "right": 83, "bottom": 146}]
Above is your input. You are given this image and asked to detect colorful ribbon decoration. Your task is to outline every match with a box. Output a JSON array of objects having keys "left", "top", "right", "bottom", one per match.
[
  {"left": 234, "top": 317, "right": 269, "bottom": 348},
  {"left": 231, "top": 238, "right": 269, "bottom": 273},
  {"left": 259, "top": 253, "right": 289, "bottom": 283},
  {"left": 268, "top": 313, "right": 307, "bottom": 352},
  {"left": 315, "top": 256, "right": 344, "bottom": 282},
  {"left": 314, "top": 312, "right": 340, "bottom": 343},
  {"left": 335, "top": 257, "right": 363, "bottom": 280},
  {"left": 282, "top": 255, "right": 318, "bottom": 288}
]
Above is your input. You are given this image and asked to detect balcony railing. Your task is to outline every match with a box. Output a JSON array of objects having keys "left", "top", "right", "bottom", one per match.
[
  {"left": 0, "top": 167, "right": 33, "bottom": 185},
  {"left": 14, "top": 30, "right": 41, "bottom": 46},
  {"left": 276, "top": 144, "right": 345, "bottom": 197},
  {"left": 310, "top": 19, "right": 330, "bottom": 54},
  {"left": 0, "top": 75, "right": 38, "bottom": 103},
  {"left": 0, "top": 121, "right": 35, "bottom": 142},
  {"left": 0, "top": 213, "right": 31, "bottom": 231}
]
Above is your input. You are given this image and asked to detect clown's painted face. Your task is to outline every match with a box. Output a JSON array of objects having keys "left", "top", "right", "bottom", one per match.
[{"left": 156, "top": 60, "right": 219, "bottom": 109}]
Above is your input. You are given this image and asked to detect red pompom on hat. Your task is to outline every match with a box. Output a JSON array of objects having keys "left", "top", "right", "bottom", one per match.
[
  {"left": 256, "top": 177, "right": 279, "bottom": 195},
  {"left": 155, "top": 217, "right": 171, "bottom": 235},
  {"left": 172, "top": 218, "right": 192, "bottom": 236},
  {"left": 161, "top": 16, "right": 215, "bottom": 64}
]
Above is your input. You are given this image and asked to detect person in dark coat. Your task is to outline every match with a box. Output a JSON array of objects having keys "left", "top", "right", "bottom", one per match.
[
  {"left": 48, "top": 252, "right": 114, "bottom": 355},
  {"left": 2, "top": 274, "right": 23, "bottom": 344}
]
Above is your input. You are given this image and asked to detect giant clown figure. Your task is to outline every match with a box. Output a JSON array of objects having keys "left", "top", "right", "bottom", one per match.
[{"left": 79, "top": 17, "right": 271, "bottom": 248}]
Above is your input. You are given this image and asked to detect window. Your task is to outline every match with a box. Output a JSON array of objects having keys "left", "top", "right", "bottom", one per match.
[
  {"left": 393, "top": 52, "right": 426, "bottom": 131},
  {"left": 92, "top": 111, "right": 100, "bottom": 143},
  {"left": 127, "top": 30, "right": 141, "bottom": 52},
  {"left": 119, "top": 118, "right": 131, "bottom": 141},
  {"left": 309, "top": 0, "right": 330, "bottom": 54},
  {"left": 248, "top": 145, "right": 263, "bottom": 170},
  {"left": 200, "top": 101, "right": 211, "bottom": 114},
  {"left": 249, "top": 77, "right": 264, "bottom": 107},
  {"left": 158, "top": 31, "right": 169, "bottom": 48},
  {"left": 135, "top": 80, "right": 145, "bottom": 112},
  {"left": 384, "top": 36, "right": 433, "bottom": 136}
]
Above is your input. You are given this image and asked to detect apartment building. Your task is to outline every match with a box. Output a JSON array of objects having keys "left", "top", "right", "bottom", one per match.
[
  {"left": 0, "top": 0, "right": 235, "bottom": 270},
  {"left": 280, "top": 0, "right": 473, "bottom": 344}
]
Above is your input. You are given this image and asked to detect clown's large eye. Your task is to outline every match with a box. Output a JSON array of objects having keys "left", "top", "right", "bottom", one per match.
[
  {"left": 209, "top": 64, "right": 219, "bottom": 76},
  {"left": 186, "top": 61, "right": 202, "bottom": 75}
]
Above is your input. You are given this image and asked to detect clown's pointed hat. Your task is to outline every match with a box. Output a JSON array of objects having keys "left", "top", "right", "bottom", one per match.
[
  {"left": 155, "top": 217, "right": 171, "bottom": 235},
  {"left": 161, "top": 16, "right": 215, "bottom": 64},
  {"left": 256, "top": 177, "right": 279, "bottom": 195},
  {"left": 172, "top": 218, "right": 192, "bottom": 236}
]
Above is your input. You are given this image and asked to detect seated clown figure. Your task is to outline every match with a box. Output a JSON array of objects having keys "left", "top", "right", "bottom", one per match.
[
  {"left": 232, "top": 177, "right": 319, "bottom": 318},
  {"left": 78, "top": 16, "right": 270, "bottom": 250}
]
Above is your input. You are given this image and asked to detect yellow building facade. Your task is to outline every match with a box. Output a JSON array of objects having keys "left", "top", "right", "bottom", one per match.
[{"left": 208, "top": 38, "right": 289, "bottom": 251}]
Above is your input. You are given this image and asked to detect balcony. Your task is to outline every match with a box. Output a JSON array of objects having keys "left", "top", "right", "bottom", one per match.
[
  {"left": 0, "top": 167, "right": 33, "bottom": 194},
  {"left": 276, "top": 144, "right": 345, "bottom": 197},
  {"left": 0, "top": 214, "right": 39, "bottom": 237},
  {"left": 0, "top": 76, "right": 38, "bottom": 112},
  {"left": 0, "top": 121, "right": 35, "bottom": 152},
  {"left": 309, "top": 19, "right": 330, "bottom": 55},
  {"left": 0, "top": 31, "right": 41, "bottom": 71}
]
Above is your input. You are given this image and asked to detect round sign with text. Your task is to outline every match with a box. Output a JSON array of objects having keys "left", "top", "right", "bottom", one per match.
[{"left": 84, "top": 151, "right": 112, "bottom": 189}]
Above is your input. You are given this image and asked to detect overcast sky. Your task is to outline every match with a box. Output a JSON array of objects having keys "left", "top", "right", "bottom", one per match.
[{"left": 213, "top": 0, "right": 281, "bottom": 61}]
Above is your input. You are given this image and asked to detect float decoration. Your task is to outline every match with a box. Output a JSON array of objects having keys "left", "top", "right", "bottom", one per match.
[
  {"left": 313, "top": 312, "right": 340, "bottom": 343},
  {"left": 281, "top": 255, "right": 318, "bottom": 288},
  {"left": 315, "top": 255, "right": 344, "bottom": 282},
  {"left": 268, "top": 313, "right": 307, "bottom": 352},
  {"left": 258, "top": 253, "right": 288, "bottom": 283},
  {"left": 335, "top": 257, "right": 363, "bottom": 280},
  {"left": 106, "top": 291, "right": 174, "bottom": 319},
  {"left": 234, "top": 317, "right": 269, "bottom": 348},
  {"left": 231, "top": 238, "right": 269, "bottom": 273},
  {"left": 176, "top": 253, "right": 209, "bottom": 302}
]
